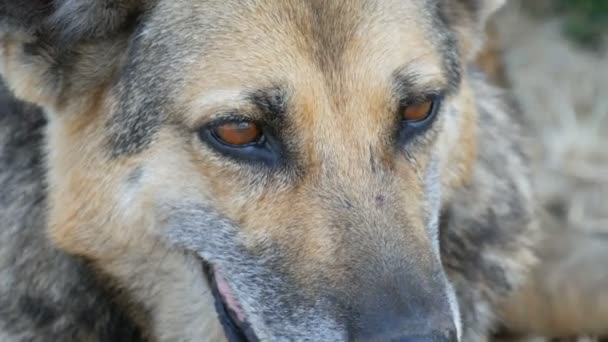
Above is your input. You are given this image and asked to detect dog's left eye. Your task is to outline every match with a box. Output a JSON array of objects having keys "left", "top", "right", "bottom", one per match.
[
  {"left": 401, "top": 96, "right": 442, "bottom": 124},
  {"left": 403, "top": 100, "right": 434, "bottom": 122}
]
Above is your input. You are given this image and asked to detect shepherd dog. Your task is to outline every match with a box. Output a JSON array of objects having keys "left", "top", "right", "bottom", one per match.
[{"left": 0, "top": 0, "right": 538, "bottom": 340}]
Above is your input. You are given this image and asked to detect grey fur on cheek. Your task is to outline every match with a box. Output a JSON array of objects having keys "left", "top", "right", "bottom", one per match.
[
  {"left": 162, "top": 203, "right": 242, "bottom": 262},
  {"left": 424, "top": 155, "right": 442, "bottom": 255}
]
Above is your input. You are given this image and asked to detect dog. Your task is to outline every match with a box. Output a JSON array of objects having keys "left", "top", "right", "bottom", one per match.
[{"left": 0, "top": 0, "right": 538, "bottom": 340}]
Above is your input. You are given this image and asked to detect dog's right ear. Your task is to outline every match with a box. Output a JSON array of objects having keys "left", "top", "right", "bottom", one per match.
[
  {"left": 0, "top": 0, "right": 147, "bottom": 113},
  {"left": 440, "top": 0, "right": 507, "bottom": 60}
]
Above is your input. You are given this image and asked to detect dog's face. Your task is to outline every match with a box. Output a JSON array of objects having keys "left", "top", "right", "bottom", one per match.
[{"left": 1, "top": 0, "right": 504, "bottom": 340}]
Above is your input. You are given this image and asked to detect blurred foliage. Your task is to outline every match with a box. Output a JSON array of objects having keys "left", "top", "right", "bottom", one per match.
[
  {"left": 556, "top": 0, "right": 608, "bottom": 47},
  {"left": 522, "top": 0, "right": 608, "bottom": 48}
]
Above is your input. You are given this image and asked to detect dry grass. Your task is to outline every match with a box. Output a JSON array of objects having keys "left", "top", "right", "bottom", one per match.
[{"left": 489, "top": 2, "right": 608, "bottom": 340}]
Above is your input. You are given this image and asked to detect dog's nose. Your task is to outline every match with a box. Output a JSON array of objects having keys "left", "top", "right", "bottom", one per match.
[
  {"left": 351, "top": 325, "right": 457, "bottom": 342},
  {"left": 345, "top": 267, "right": 458, "bottom": 342},
  {"left": 396, "top": 334, "right": 456, "bottom": 342},
  {"left": 352, "top": 331, "right": 457, "bottom": 342},
  {"left": 347, "top": 292, "right": 459, "bottom": 341}
]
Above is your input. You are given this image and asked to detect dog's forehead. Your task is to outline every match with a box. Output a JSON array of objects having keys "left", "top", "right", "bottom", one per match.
[
  {"left": 176, "top": 0, "right": 451, "bottom": 109},
  {"left": 139, "top": 0, "right": 450, "bottom": 86},
  {"left": 180, "top": 0, "right": 442, "bottom": 75}
]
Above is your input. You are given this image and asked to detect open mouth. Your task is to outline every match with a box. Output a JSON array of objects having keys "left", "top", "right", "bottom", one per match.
[{"left": 202, "top": 262, "right": 259, "bottom": 342}]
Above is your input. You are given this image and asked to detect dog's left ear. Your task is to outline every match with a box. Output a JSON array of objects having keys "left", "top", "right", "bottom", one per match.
[{"left": 441, "top": 0, "right": 507, "bottom": 60}]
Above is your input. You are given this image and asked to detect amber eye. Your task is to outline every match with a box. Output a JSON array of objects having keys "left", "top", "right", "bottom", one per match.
[
  {"left": 402, "top": 100, "right": 434, "bottom": 122},
  {"left": 212, "top": 121, "right": 262, "bottom": 146}
]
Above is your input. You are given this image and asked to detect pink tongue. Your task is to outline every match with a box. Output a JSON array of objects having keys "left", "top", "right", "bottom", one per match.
[{"left": 214, "top": 268, "right": 246, "bottom": 322}]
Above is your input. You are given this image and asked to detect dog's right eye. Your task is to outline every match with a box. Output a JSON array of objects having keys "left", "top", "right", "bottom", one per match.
[{"left": 199, "top": 120, "right": 281, "bottom": 165}]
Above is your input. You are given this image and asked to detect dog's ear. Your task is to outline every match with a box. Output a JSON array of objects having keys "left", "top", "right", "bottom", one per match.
[
  {"left": 441, "top": 0, "right": 507, "bottom": 60},
  {"left": 0, "top": 0, "right": 146, "bottom": 113}
]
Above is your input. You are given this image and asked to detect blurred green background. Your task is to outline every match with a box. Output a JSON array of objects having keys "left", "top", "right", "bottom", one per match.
[{"left": 524, "top": 0, "right": 608, "bottom": 48}]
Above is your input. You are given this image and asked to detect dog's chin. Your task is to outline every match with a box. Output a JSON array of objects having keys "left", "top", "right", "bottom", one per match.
[{"left": 202, "top": 262, "right": 259, "bottom": 342}]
